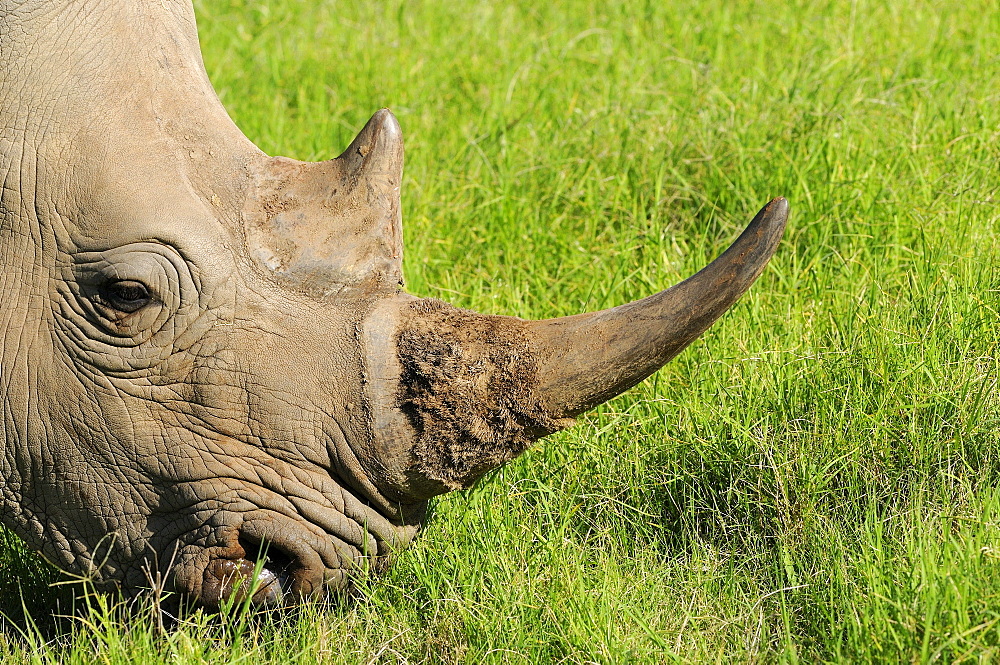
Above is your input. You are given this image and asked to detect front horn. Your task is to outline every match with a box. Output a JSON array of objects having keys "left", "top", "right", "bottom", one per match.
[{"left": 365, "top": 197, "right": 787, "bottom": 499}]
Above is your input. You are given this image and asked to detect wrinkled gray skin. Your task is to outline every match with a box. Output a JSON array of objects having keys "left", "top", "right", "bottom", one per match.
[{"left": 0, "top": 0, "right": 788, "bottom": 608}]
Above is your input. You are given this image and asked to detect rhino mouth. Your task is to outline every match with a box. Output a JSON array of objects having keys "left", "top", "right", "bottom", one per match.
[
  {"left": 199, "top": 535, "right": 298, "bottom": 607},
  {"left": 196, "top": 516, "right": 356, "bottom": 609},
  {"left": 238, "top": 535, "right": 297, "bottom": 604},
  {"left": 168, "top": 432, "right": 414, "bottom": 609}
]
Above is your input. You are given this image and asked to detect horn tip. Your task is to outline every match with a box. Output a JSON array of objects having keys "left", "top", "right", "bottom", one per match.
[
  {"left": 750, "top": 196, "right": 789, "bottom": 248},
  {"left": 337, "top": 107, "right": 404, "bottom": 172},
  {"left": 762, "top": 196, "right": 790, "bottom": 224},
  {"left": 370, "top": 108, "right": 402, "bottom": 142}
]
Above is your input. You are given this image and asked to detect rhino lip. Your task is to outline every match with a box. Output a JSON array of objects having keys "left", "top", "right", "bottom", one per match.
[
  {"left": 238, "top": 535, "right": 296, "bottom": 605},
  {"left": 201, "top": 535, "right": 299, "bottom": 607}
]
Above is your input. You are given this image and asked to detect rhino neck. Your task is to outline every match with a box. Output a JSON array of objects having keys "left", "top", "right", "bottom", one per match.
[
  {"left": 0, "top": 2, "right": 210, "bottom": 114},
  {"left": 0, "top": 0, "right": 262, "bottom": 211}
]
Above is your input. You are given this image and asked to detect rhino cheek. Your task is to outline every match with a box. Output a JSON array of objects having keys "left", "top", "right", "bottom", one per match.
[{"left": 6, "top": 302, "right": 345, "bottom": 602}]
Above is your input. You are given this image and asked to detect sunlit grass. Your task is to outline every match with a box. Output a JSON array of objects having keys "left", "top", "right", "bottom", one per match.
[{"left": 2, "top": 0, "right": 1000, "bottom": 661}]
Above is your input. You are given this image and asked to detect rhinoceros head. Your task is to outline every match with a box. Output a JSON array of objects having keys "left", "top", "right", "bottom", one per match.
[{"left": 0, "top": 1, "right": 787, "bottom": 607}]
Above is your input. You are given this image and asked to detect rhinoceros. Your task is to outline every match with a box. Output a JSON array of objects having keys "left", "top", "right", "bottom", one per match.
[{"left": 0, "top": 0, "right": 787, "bottom": 609}]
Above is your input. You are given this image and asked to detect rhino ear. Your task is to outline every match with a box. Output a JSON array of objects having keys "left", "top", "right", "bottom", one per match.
[{"left": 246, "top": 109, "right": 404, "bottom": 290}]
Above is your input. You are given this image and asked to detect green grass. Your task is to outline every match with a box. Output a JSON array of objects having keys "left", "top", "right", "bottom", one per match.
[{"left": 3, "top": 0, "right": 1000, "bottom": 661}]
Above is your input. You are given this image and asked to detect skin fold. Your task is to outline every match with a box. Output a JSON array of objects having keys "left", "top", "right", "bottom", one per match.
[{"left": 0, "top": 1, "right": 787, "bottom": 608}]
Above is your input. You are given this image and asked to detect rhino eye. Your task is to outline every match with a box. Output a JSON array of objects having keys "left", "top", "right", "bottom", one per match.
[{"left": 98, "top": 280, "right": 153, "bottom": 313}]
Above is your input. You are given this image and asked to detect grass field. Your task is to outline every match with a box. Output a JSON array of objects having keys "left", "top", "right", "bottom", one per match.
[{"left": 2, "top": 0, "right": 1000, "bottom": 661}]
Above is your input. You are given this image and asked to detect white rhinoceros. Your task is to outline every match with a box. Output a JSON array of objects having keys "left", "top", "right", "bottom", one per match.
[{"left": 0, "top": 0, "right": 787, "bottom": 608}]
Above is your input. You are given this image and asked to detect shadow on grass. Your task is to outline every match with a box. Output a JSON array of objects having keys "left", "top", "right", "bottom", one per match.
[{"left": 0, "top": 526, "right": 88, "bottom": 640}]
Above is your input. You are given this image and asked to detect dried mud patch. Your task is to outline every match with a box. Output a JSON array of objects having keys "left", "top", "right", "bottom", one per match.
[{"left": 396, "top": 299, "right": 564, "bottom": 490}]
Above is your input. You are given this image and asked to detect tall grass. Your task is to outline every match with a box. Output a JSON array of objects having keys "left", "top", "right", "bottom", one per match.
[{"left": 2, "top": 0, "right": 1000, "bottom": 661}]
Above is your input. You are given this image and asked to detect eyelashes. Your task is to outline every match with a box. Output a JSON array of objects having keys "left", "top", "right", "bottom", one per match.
[{"left": 95, "top": 279, "right": 155, "bottom": 314}]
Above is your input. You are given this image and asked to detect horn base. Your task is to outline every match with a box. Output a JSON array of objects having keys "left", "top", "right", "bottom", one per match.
[{"left": 396, "top": 299, "right": 568, "bottom": 493}]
